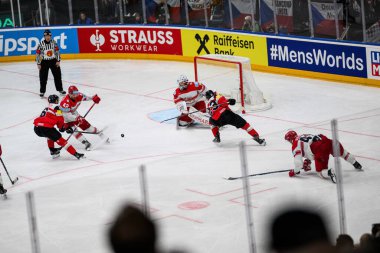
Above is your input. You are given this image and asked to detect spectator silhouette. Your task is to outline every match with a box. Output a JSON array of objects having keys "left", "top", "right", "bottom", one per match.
[
  {"left": 109, "top": 204, "right": 157, "bottom": 253},
  {"left": 336, "top": 234, "right": 354, "bottom": 253},
  {"left": 359, "top": 233, "right": 374, "bottom": 252},
  {"left": 270, "top": 208, "right": 336, "bottom": 253},
  {"left": 77, "top": 10, "right": 93, "bottom": 25},
  {"left": 242, "top": 16, "right": 253, "bottom": 31}
]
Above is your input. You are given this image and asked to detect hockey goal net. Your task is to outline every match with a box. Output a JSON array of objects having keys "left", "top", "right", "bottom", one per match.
[{"left": 194, "top": 54, "right": 271, "bottom": 113}]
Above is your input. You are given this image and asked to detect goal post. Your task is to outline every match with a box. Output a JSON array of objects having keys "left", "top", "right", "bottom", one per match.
[{"left": 194, "top": 54, "right": 272, "bottom": 113}]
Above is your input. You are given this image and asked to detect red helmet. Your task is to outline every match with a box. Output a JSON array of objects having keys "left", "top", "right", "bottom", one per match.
[
  {"left": 68, "top": 85, "right": 79, "bottom": 95},
  {"left": 284, "top": 130, "right": 298, "bottom": 143}
]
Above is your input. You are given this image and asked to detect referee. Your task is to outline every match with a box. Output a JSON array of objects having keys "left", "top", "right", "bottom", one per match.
[{"left": 36, "top": 29, "right": 66, "bottom": 98}]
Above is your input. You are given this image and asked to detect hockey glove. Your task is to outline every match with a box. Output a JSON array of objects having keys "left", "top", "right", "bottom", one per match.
[
  {"left": 92, "top": 94, "right": 101, "bottom": 104},
  {"left": 66, "top": 127, "right": 74, "bottom": 134},
  {"left": 303, "top": 159, "right": 312, "bottom": 171},
  {"left": 228, "top": 99, "right": 236, "bottom": 105}
]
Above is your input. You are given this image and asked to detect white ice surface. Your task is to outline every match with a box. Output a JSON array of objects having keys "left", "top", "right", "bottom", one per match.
[{"left": 0, "top": 59, "right": 379, "bottom": 253}]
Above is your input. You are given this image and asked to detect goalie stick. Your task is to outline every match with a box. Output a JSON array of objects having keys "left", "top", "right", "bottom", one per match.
[
  {"left": 0, "top": 145, "right": 19, "bottom": 185},
  {"left": 224, "top": 169, "right": 291, "bottom": 180},
  {"left": 160, "top": 101, "right": 230, "bottom": 123}
]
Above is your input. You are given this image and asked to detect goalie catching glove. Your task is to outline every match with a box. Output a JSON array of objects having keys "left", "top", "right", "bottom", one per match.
[{"left": 176, "top": 101, "right": 188, "bottom": 114}]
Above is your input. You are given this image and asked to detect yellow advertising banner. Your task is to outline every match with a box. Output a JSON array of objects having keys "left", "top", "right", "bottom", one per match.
[{"left": 181, "top": 29, "right": 268, "bottom": 66}]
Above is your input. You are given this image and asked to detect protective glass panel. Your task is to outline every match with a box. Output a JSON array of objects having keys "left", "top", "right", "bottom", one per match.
[
  {"left": 362, "top": 0, "right": 380, "bottom": 43},
  {"left": 259, "top": 0, "right": 276, "bottom": 33},
  {"left": 187, "top": 0, "right": 211, "bottom": 27},
  {"left": 0, "top": 0, "right": 16, "bottom": 28},
  {"left": 97, "top": 0, "right": 121, "bottom": 24},
  {"left": 123, "top": 0, "right": 143, "bottom": 24},
  {"left": 50, "top": 0, "right": 70, "bottom": 25},
  {"left": 17, "top": 0, "right": 40, "bottom": 27},
  {"left": 72, "top": 0, "right": 96, "bottom": 25},
  {"left": 342, "top": 0, "right": 364, "bottom": 41}
]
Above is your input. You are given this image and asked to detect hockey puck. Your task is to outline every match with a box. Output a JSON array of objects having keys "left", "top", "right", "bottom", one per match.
[{"left": 121, "top": 134, "right": 124, "bottom": 138}]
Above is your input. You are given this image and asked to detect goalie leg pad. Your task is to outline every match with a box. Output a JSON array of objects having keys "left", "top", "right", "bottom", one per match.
[{"left": 188, "top": 107, "right": 210, "bottom": 126}]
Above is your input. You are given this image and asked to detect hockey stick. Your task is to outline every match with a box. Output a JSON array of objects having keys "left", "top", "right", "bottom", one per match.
[
  {"left": 0, "top": 146, "right": 19, "bottom": 185},
  {"left": 224, "top": 169, "right": 291, "bottom": 180},
  {"left": 66, "top": 102, "right": 97, "bottom": 142},
  {"left": 73, "top": 131, "right": 101, "bottom": 134},
  {"left": 160, "top": 101, "right": 230, "bottom": 123}
]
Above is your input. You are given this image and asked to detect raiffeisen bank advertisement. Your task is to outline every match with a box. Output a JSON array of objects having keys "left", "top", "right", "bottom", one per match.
[{"left": 0, "top": 28, "right": 78, "bottom": 57}]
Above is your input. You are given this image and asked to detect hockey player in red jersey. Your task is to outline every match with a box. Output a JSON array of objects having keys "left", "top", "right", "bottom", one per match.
[
  {"left": 205, "top": 90, "right": 266, "bottom": 145},
  {"left": 284, "top": 130, "right": 362, "bottom": 182},
  {"left": 33, "top": 94, "right": 84, "bottom": 159},
  {"left": 173, "top": 74, "right": 208, "bottom": 127},
  {"left": 59, "top": 85, "right": 108, "bottom": 150}
]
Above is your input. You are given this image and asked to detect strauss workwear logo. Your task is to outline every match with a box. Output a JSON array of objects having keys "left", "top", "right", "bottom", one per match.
[
  {"left": 90, "top": 30, "right": 105, "bottom": 51},
  {"left": 195, "top": 34, "right": 210, "bottom": 54}
]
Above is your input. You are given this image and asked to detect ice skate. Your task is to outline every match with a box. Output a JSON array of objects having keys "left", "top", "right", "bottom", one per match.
[
  {"left": 328, "top": 168, "right": 336, "bottom": 183},
  {"left": 50, "top": 149, "right": 60, "bottom": 159},
  {"left": 213, "top": 133, "right": 221, "bottom": 143},
  {"left": 74, "top": 152, "right": 85, "bottom": 160},
  {"left": 82, "top": 140, "right": 92, "bottom": 151},
  {"left": 353, "top": 161, "right": 362, "bottom": 170},
  {"left": 253, "top": 136, "right": 266, "bottom": 146},
  {"left": 0, "top": 184, "right": 7, "bottom": 195}
]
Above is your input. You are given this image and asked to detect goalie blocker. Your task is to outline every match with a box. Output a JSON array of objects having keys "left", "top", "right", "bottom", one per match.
[{"left": 206, "top": 90, "right": 266, "bottom": 145}]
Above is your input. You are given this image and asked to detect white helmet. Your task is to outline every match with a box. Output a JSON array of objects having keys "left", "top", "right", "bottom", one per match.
[{"left": 177, "top": 74, "right": 189, "bottom": 90}]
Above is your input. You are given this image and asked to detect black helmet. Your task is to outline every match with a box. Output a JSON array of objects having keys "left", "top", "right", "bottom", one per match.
[
  {"left": 43, "top": 29, "right": 52, "bottom": 36},
  {"left": 48, "top": 94, "right": 59, "bottom": 104},
  {"left": 205, "top": 90, "right": 215, "bottom": 100}
]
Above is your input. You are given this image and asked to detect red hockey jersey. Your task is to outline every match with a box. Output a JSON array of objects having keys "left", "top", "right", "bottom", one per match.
[
  {"left": 208, "top": 94, "right": 230, "bottom": 120},
  {"left": 59, "top": 93, "right": 91, "bottom": 113},
  {"left": 173, "top": 82, "right": 206, "bottom": 106},
  {"left": 33, "top": 104, "right": 64, "bottom": 129}
]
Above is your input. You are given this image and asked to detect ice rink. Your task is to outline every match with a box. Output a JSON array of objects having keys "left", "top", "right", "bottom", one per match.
[{"left": 0, "top": 59, "right": 380, "bottom": 253}]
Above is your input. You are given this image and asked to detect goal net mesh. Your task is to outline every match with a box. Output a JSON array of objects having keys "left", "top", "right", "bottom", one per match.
[{"left": 194, "top": 54, "right": 272, "bottom": 112}]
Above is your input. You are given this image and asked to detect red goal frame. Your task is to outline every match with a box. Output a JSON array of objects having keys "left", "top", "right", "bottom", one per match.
[{"left": 194, "top": 56, "right": 246, "bottom": 113}]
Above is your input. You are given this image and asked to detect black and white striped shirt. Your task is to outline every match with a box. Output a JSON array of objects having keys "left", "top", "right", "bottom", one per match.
[{"left": 36, "top": 40, "right": 61, "bottom": 64}]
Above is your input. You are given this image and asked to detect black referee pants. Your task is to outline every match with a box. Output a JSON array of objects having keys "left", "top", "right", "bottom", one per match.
[{"left": 39, "top": 59, "right": 63, "bottom": 94}]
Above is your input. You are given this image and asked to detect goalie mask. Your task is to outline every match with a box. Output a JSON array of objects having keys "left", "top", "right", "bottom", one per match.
[
  {"left": 177, "top": 74, "right": 189, "bottom": 91},
  {"left": 284, "top": 130, "right": 298, "bottom": 143}
]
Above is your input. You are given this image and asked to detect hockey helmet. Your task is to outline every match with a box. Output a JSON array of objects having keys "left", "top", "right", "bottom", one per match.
[
  {"left": 43, "top": 29, "right": 52, "bottom": 36},
  {"left": 48, "top": 94, "right": 59, "bottom": 104},
  {"left": 205, "top": 90, "right": 215, "bottom": 100},
  {"left": 284, "top": 130, "right": 298, "bottom": 143},
  {"left": 177, "top": 74, "right": 189, "bottom": 90},
  {"left": 68, "top": 85, "right": 79, "bottom": 95}
]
